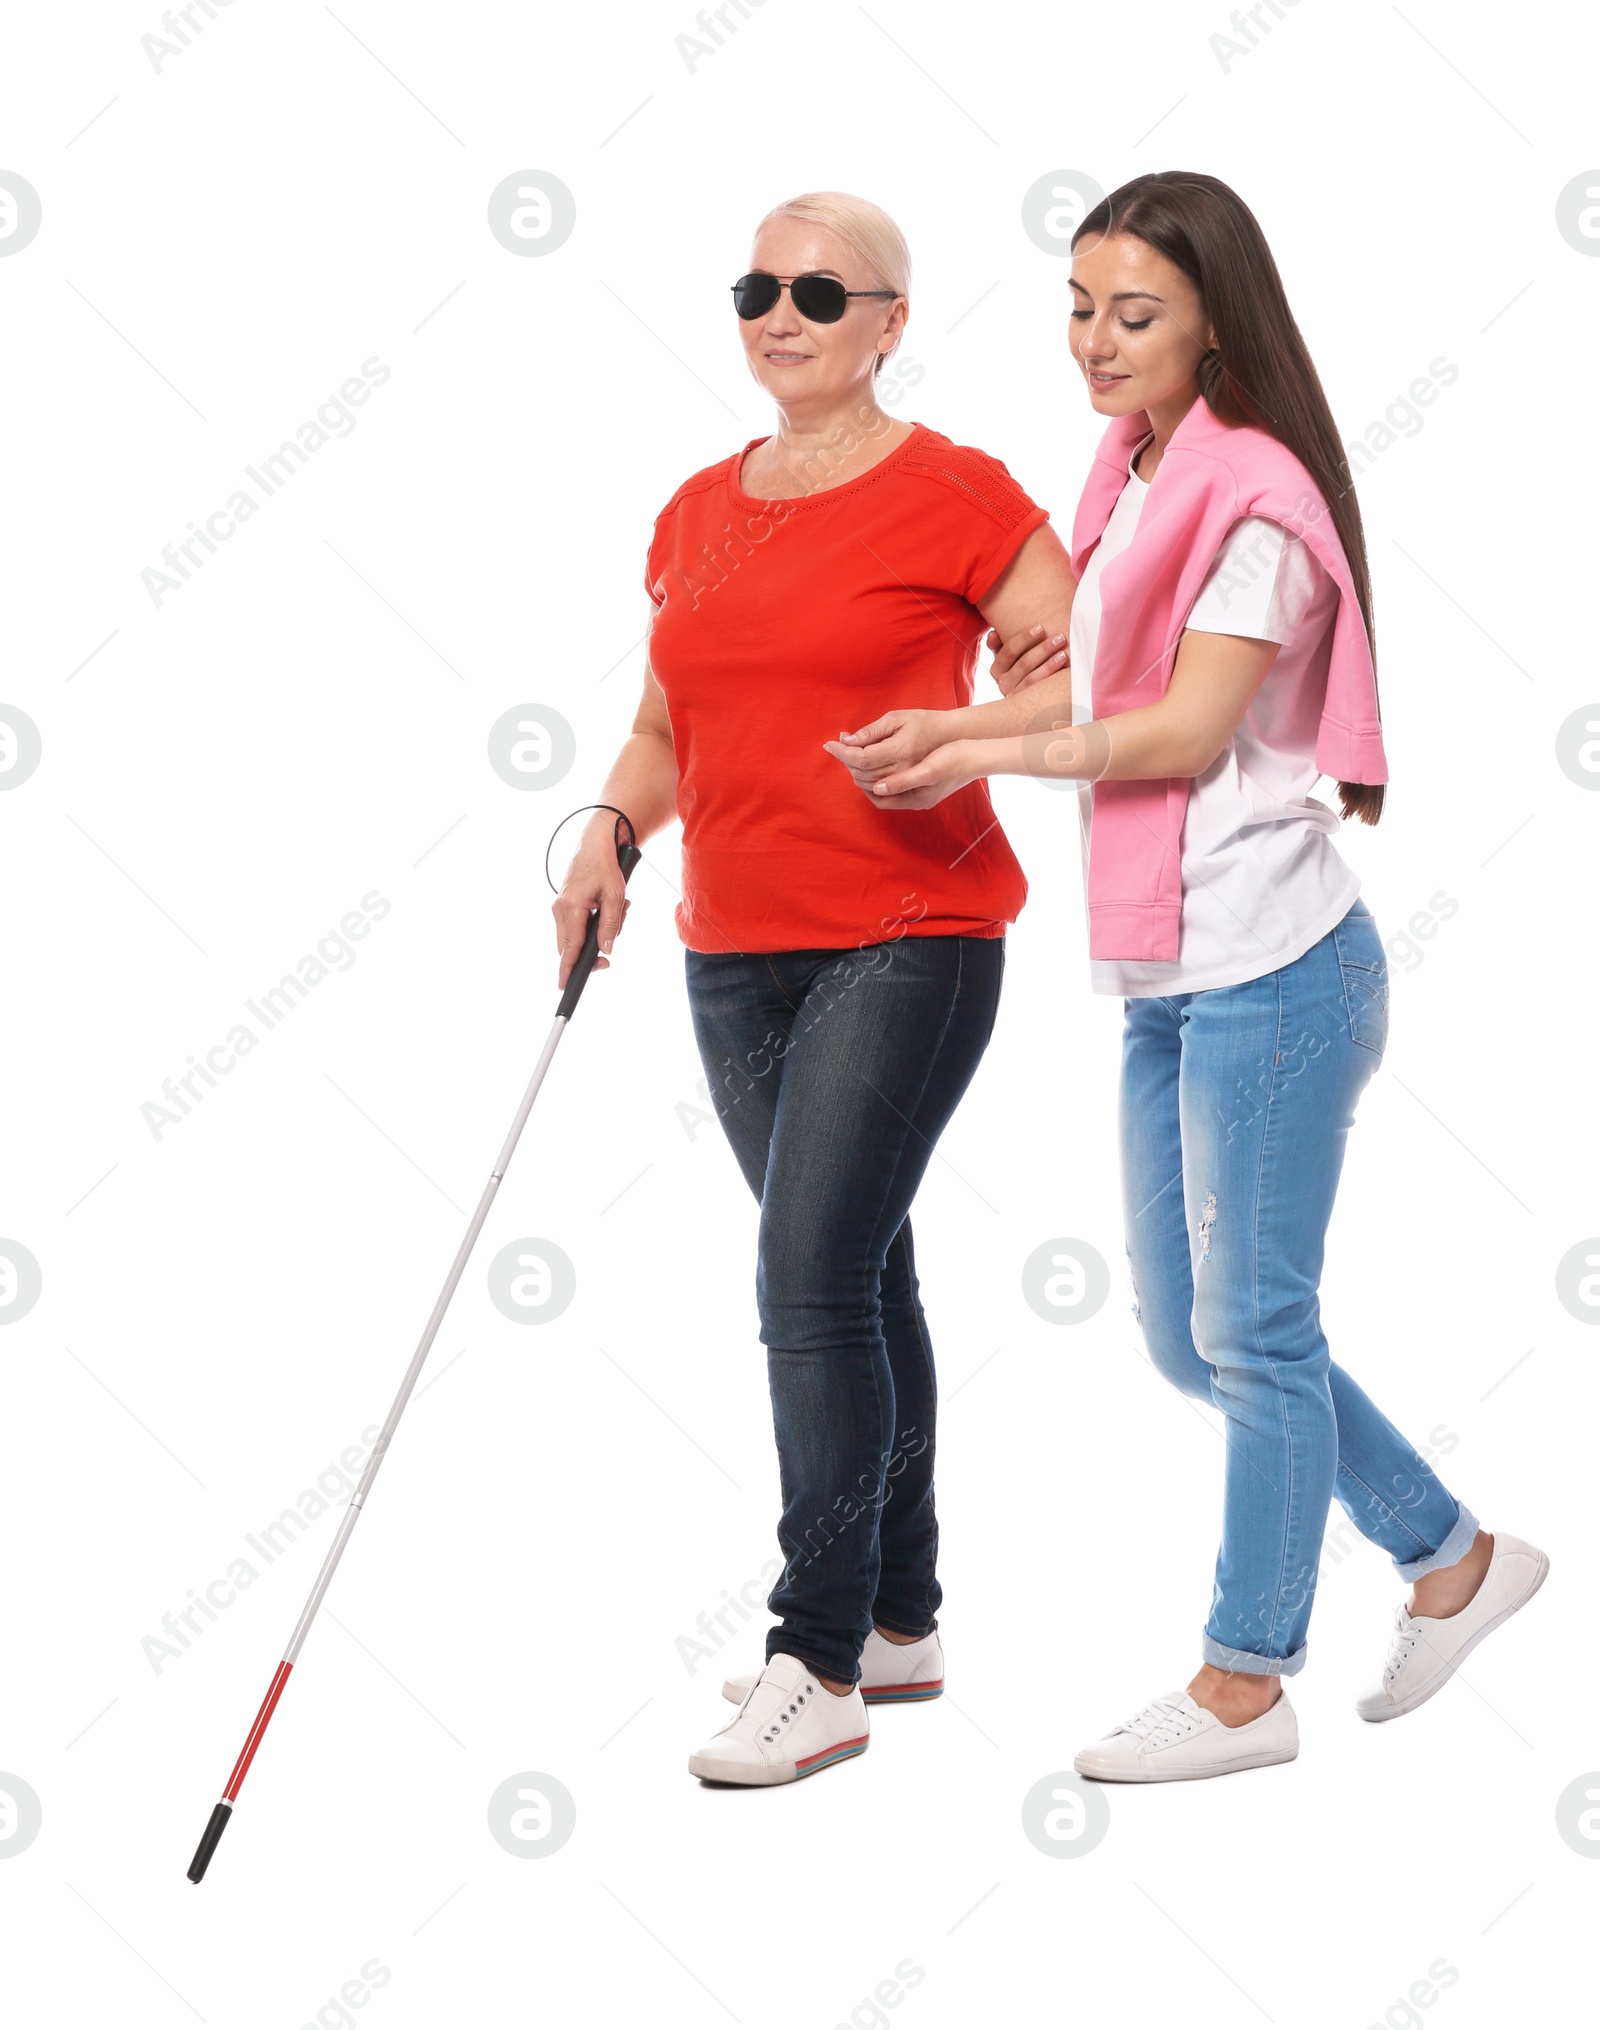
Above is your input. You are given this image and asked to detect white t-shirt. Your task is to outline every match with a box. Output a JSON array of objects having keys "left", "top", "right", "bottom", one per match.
[{"left": 1073, "top": 432, "right": 1360, "bottom": 996}]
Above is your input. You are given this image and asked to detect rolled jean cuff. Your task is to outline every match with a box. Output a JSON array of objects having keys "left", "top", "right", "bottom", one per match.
[
  {"left": 1200, "top": 1632, "right": 1307, "bottom": 1677},
  {"left": 1392, "top": 1501, "right": 1481, "bottom": 1583}
]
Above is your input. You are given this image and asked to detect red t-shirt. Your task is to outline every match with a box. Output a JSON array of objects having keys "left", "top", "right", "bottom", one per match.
[{"left": 643, "top": 420, "right": 1048, "bottom": 952}]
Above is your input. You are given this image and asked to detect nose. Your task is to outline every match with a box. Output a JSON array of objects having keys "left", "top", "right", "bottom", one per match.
[
  {"left": 1078, "top": 311, "right": 1117, "bottom": 363},
  {"left": 757, "top": 280, "right": 804, "bottom": 337}
]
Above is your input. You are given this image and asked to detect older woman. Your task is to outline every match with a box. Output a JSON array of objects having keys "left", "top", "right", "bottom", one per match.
[{"left": 554, "top": 191, "right": 1076, "bottom": 1787}]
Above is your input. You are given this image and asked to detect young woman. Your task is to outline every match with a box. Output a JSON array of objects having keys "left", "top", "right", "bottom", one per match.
[
  {"left": 828, "top": 171, "right": 1547, "bottom": 1781},
  {"left": 553, "top": 192, "right": 1078, "bottom": 1786}
]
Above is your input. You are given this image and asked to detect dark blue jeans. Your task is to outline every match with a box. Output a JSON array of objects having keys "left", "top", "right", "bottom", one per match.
[{"left": 685, "top": 934, "right": 1004, "bottom": 1686}]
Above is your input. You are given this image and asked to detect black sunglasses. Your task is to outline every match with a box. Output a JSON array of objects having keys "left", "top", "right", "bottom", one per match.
[{"left": 731, "top": 271, "right": 898, "bottom": 325}]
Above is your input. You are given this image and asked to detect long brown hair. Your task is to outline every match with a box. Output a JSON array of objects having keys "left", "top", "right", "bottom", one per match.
[{"left": 1073, "top": 171, "right": 1383, "bottom": 824}]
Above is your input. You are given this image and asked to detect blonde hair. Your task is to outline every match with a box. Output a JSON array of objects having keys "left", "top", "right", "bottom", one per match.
[{"left": 754, "top": 190, "right": 911, "bottom": 376}]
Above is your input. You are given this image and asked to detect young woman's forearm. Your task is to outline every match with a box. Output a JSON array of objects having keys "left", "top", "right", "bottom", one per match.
[
  {"left": 957, "top": 699, "right": 1212, "bottom": 785},
  {"left": 941, "top": 667, "right": 1072, "bottom": 744},
  {"left": 955, "top": 632, "right": 1285, "bottom": 785}
]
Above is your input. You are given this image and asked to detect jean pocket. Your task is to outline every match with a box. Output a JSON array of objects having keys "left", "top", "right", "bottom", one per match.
[{"left": 1332, "top": 910, "right": 1389, "bottom": 1055}]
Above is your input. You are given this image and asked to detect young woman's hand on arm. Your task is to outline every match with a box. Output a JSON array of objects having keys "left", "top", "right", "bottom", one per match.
[
  {"left": 854, "top": 626, "right": 1283, "bottom": 803},
  {"left": 552, "top": 624, "right": 679, "bottom": 987},
  {"left": 823, "top": 523, "right": 1078, "bottom": 809}
]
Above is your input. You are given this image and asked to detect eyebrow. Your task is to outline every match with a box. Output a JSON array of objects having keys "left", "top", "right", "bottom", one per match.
[{"left": 1068, "top": 281, "right": 1166, "bottom": 302}]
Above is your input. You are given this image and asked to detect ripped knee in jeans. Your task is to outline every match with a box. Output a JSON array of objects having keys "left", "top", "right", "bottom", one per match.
[{"left": 1198, "top": 1189, "right": 1218, "bottom": 1263}]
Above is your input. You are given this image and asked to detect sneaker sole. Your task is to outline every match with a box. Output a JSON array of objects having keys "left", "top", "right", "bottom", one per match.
[
  {"left": 1073, "top": 1742, "right": 1298, "bottom": 1783},
  {"left": 1357, "top": 1549, "right": 1550, "bottom": 1723},
  {"left": 721, "top": 1677, "right": 943, "bottom": 1707},
  {"left": 688, "top": 1734, "right": 869, "bottom": 1786}
]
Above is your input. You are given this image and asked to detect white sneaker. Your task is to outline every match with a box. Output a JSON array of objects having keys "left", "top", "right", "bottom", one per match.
[
  {"left": 688, "top": 1653, "right": 869, "bottom": 1786},
  {"left": 1356, "top": 1531, "right": 1549, "bottom": 1722},
  {"left": 722, "top": 1626, "right": 944, "bottom": 1707},
  {"left": 1074, "top": 1685, "right": 1299, "bottom": 1783}
]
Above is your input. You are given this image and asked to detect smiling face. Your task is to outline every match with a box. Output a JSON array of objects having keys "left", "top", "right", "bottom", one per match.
[
  {"left": 737, "top": 216, "right": 906, "bottom": 413},
  {"left": 1068, "top": 231, "right": 1216, "bottom": 424}
]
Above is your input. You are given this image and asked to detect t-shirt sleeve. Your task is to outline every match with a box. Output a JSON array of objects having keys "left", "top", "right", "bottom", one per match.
[
  {"left": 1186, "top": 514, "right": 1324, "bottom": 644},
  {"left": 902, "top": 443, "right": 1051, "bottom": 607},
  {"left": 644, "top": 509, "right": 669, "bottom": 608},
  {"left": 969, "top": 496, "right": 1051, "bottom": 606}
]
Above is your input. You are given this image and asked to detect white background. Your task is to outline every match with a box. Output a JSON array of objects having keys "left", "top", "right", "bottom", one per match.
[{"left": 3, "top": 1, "right": 1597, "bottom": 2024}]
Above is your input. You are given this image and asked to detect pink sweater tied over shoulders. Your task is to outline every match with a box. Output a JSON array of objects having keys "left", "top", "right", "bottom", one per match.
[{"left": 1069, "top": 394, "right": 1389, "bottom": 964}]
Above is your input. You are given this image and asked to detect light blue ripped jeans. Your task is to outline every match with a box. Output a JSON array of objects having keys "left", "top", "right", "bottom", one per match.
[{"left": 1119, "top": 899, "right": 1479, "bottom": 1676}]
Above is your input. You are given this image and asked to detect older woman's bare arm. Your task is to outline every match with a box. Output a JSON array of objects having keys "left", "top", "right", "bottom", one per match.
[
  {"left": 969, "top": 521, "right": 1078, "bottom": 706},
  {"left": 553, "top": 613, "right": 680, "bottom": 986}
]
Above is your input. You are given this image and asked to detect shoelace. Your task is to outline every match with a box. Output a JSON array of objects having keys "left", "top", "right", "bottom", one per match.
[
  {"left": 1118, "top": 1694, "right": 1200, "bottom": 1750},
  {"left": 1381, "top": 1608, "right": 1421, "bottom": 1686}
]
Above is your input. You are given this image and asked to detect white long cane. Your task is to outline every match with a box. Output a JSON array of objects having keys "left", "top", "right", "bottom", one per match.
[{"left": 187, "top": 815, "right": 640, "bottom": 1881}]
